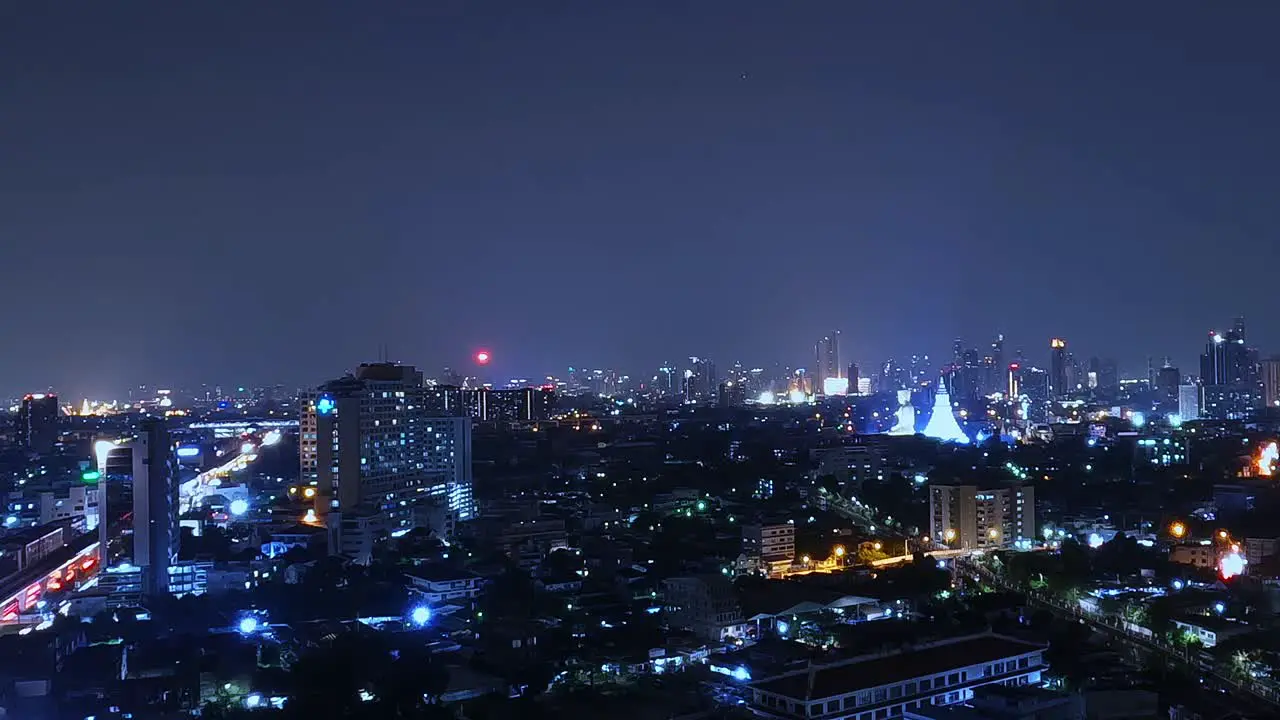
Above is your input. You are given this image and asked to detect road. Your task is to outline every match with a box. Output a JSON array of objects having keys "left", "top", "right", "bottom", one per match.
[
  {"left": 0, "top": 536, "right": 101, "bottom": 626},
  {"left": 959, "top": 558, "right": 1280, "bottom": 711},
  {"left": 178, "top": 429, "right": 281, "bottom": 513}
]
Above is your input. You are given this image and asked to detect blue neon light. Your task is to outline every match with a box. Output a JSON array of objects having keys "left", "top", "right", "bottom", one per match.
[{"left": 316, "top": 394, "right": 336, "bottom": 415}]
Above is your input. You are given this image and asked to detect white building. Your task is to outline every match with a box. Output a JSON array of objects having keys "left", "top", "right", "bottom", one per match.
[
  {"left": 743, "top": 522, "right": 795, "bottom": 575},
  {"left": 1178, "top": 384, "right": 1201, "bottom": 421},
  {"left": 407, "top": 567, "right": 483, "bottom": 605},
  {"left": 748, "top": 633, "right": 1046, "bottom": 720}
]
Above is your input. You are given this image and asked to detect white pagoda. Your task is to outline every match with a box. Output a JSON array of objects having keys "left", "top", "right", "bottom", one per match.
[{"left": 923, "top": 376, "right": 969, "bottom": 444}]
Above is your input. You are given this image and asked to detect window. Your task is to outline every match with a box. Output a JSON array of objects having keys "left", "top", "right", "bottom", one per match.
[
  {"left": 905, "top": 682, "right": 916, "bottom": 695},
  {"left": 874, "top": 688, "right": 886, "bottom": 702},
  {"left": 947, "top": 673, "right": 960, "bottom": 685},
  {"left": 919, "top": 679, "right": 931, "bottom": 691},
  {"left": 857, "top": 691, "right": 871, "bottom": 706},
  {"left": 828, "top": 701, "right": 839, "bottom": 713},
  {"left": 1018, "top": 657, "right": 1029, "bottom": 669},
  {"left": 875, "top": 710, "right": 888, "bottom": 720},
  {"left": 890, "top": 686, "right": 902, "bottom": 700}
]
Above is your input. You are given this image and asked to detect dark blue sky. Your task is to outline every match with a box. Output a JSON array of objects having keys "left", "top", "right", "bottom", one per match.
[{"left": 5, "top": 2, "right": 1280, "bottom": 397}]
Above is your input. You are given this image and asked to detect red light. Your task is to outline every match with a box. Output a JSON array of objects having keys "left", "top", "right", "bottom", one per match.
[
  {"left": 1009, "top": 363, "right": 1019, "bottom": 370},
  {"left": 47, "top": 580, "right": 62, "bottom": 592},
  {"left": 475, "top": 351, "right": 491, "bottom": 365}
]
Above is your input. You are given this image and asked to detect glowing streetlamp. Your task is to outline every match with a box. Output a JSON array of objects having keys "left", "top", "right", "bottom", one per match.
[
  {"left": 1170, "top": 521, "right": 1186, "bottom": 539},
  {"left": 872, "top": 541, "right": 882, "bottom": 551},
  {"left": 833, "top": 545, "right": 846, "bottom": 558},
  {"left": 943, "top": 529, "right": 957, "bottom": 543}
]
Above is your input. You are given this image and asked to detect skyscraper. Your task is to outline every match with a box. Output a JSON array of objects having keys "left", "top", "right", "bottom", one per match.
[
  {"left": 1262, "top": 358, "right": 1280, "bottom": 409},
  {"left": 1049, "top": 339, "right": 1068, "bottom": 399},
  {"left": 814, "top": 332, "right": 841, "bottom": 395},
  {"left": 16, "top": 393, "right": 58, "bottom": 455},
  {"left": 301, "top": 362, "right": 474, "bottom": 555},
  {"left": 1199, "top": 323, "right": 1258, "bottom": 419},
  {"left": 132, "top": 419, "right": 178, "bottom": 598}
]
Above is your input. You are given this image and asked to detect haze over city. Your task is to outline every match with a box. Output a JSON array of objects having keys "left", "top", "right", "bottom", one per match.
[{"left": 6, "top": 2, "right": 1280, "bottom": 398}]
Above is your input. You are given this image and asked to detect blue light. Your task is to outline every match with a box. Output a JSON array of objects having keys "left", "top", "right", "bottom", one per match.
[
  {"left": 176, "top": 446, "right": 200, "bottom": 458},
  {"left": 411, "top": 606, "right": 431, "bottom": 626},
  {"left": 316, "top": 394, "right": 336, "bottom": 415},
  {"left": 776, "top": 620, "right": 789, "bottom": 635},
  {"left": 731, "top": 666, "right": 752, "bottom": 682},
  {"left": 1214, "top": 602, "right": 1226, "bottom": 614},
  {"left": 239, "top": 616, "right": 259, "bottom": 635},
  {"left": 229, "top": 499, "right": 249, "bottom": 516},
  {"left": 3, "top": 516, "right": 16, "bottom": 527},
  {"left": 1172, "top": 579, "right": 1184, "bottom": 591},
  {"left": 1131, "top": 412, "right": 1146, "bottom": 428}
]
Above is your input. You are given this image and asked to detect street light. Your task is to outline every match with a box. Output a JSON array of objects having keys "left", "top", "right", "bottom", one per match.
[
  {"left": 944, "top": 529, "right": 957, "bottom": 543},
  {"left": 1170, "top": 521, "right": 1186, "bottom": 539},
  {"left": 833, "top": 545, "right": 846, "bottom": 558}
]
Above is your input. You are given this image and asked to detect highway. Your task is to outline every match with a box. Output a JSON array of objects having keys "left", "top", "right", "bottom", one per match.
[
  {"left": 0, "top": 535, "right": 101, "bottom": 626},
  {"left": 178, "top": 428, "right": 280, "bottom": 513}
]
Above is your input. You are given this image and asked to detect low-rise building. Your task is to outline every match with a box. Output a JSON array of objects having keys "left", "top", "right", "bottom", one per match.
[
  {"left": 663, "top": 575, "right": 750, "bottom": 643},
  {"left": 406, "top": 566, "right": 483, "bottom": 605},
  {"left": 748, "top": 633, "right": 1046, "bottom": 720}
]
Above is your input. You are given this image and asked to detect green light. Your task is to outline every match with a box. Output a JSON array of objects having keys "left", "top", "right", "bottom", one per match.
[
  {"left": 696, "top": 501, "right": 707, "bottom": 512},
  {"left": 81, "top": 470, "right": 101, "bottom": 483}
]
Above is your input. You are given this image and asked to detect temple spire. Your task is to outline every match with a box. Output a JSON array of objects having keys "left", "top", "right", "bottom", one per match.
[{"left": 923, "top": 375, "right": 969, "bottom": 444}]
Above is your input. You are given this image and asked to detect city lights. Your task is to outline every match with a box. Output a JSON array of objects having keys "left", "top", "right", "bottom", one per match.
[
  {"left": 1257, "top": 441, "right": 1278, "bottom": 477},
  {"left": 411, "top": 606, "right": 431, "bottom": 626},
  {"left": 238, "top": 616, "right": 259, "bottom": 635},
  {"left": 1220, "top": 550, "right": 1247, "bottom": 580},
  {"left": 475, "top": 350, "right": 491, "bottom": 365},
  {"left": 229, "top": 499, "right": 249, "bottom": 516},
  {"left": 1170, "top": 521, "right": 1186, "bottom": 539}
]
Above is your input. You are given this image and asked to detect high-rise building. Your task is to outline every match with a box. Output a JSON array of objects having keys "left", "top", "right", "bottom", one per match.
[
  {"left": 16, "top": 393, "right": 58, "bottom": 455},
  {"left": 1199, "top": 324, "right": 1259, "bottom": 419},
  {"left": 814, "top": 332, "right": 841, "bottom": 395},
  {"left": 1178, "top": 384, "right": 1201, "bottom": 421},
  {"left": 301, "top": 363, "right": 474, "bottom": 555},
  {"left": 1156, "top": 364, "right": 1180, "bottom": 406},
  {"left": 1049, "top": 339, "right": 1068, "bottom": 399},
  {"left": 1262, "top": 358, "right": 1280, "bottom": 410},
  {"left": 929, "top": 483, "right": 1035, "bottom": 550},
  {"left": 132, "top": 419, "right": 178, "bottom": 598},
  {"left": 847, "top": 363, "right": 860, "bottom": 395}
]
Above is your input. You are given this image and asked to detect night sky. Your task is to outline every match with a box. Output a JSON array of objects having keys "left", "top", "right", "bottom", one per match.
[{"left": 5, "top": 2, "right": 1280, "bottom": 398}]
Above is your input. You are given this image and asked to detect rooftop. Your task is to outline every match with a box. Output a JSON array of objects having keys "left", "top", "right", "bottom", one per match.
[{"left": 752, "top": 634, "right": 1044, "bottom": 701}]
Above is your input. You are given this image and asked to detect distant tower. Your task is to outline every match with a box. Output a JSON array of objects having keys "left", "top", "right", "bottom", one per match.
[
  {"left": 814, "top": 331, "right": 841, "bottom": 395},
  {"left": 1049, "top": 339, "right": 1068, "bottom": 399}
]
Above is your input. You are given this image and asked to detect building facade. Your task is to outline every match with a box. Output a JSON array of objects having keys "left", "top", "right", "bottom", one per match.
[
  {"left": 748, "top": 634, "right": 1046, "bottom": 720},
  {"left": 930, "top": 484, "right": 1035, "bottom": 550},
  {"left": 300, "top": 363, "right": 475, "bottom": 554}
]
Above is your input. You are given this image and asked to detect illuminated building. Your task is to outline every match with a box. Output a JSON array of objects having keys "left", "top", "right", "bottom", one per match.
[
  {"left": 814, "top": 331, "right": 841, "bottom": 396},
  {"left": 16, "top": 393, "right": 58, "bottom": 455},
  {"left": 718, "top": 381, "right": 747, "bottom": 408},
  {"left": 1262, "top": 357, "right": 1280, "bottom": 409},
  {"left": 1200, "top": 322, "right": 1259, "bottom": 419},
  {"left": 301, "top": 363, "right": 474, "bottom": 558},
  {"left": 1049, "top": 339, "right": 1068, "bottom": 399},
  {"left": 930, "top": 484, "right": 1035, "bottom": 550},
  {"left": 922, "top": 377, "right": 969, "bottom": 444},
  {"left": 133, "top": 419, "right": 179, "bottom": 598},
  {"left": 1006, "top": 364, "right": 1020, "bottom": 398},
  {"left": 1178, "top": 383, "right": 1201, "bottom": 421}
]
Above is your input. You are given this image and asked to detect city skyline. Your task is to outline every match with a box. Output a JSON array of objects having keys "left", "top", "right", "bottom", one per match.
[{"left": 6, "top": 3, "right": 1280, "bottom": 397}]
